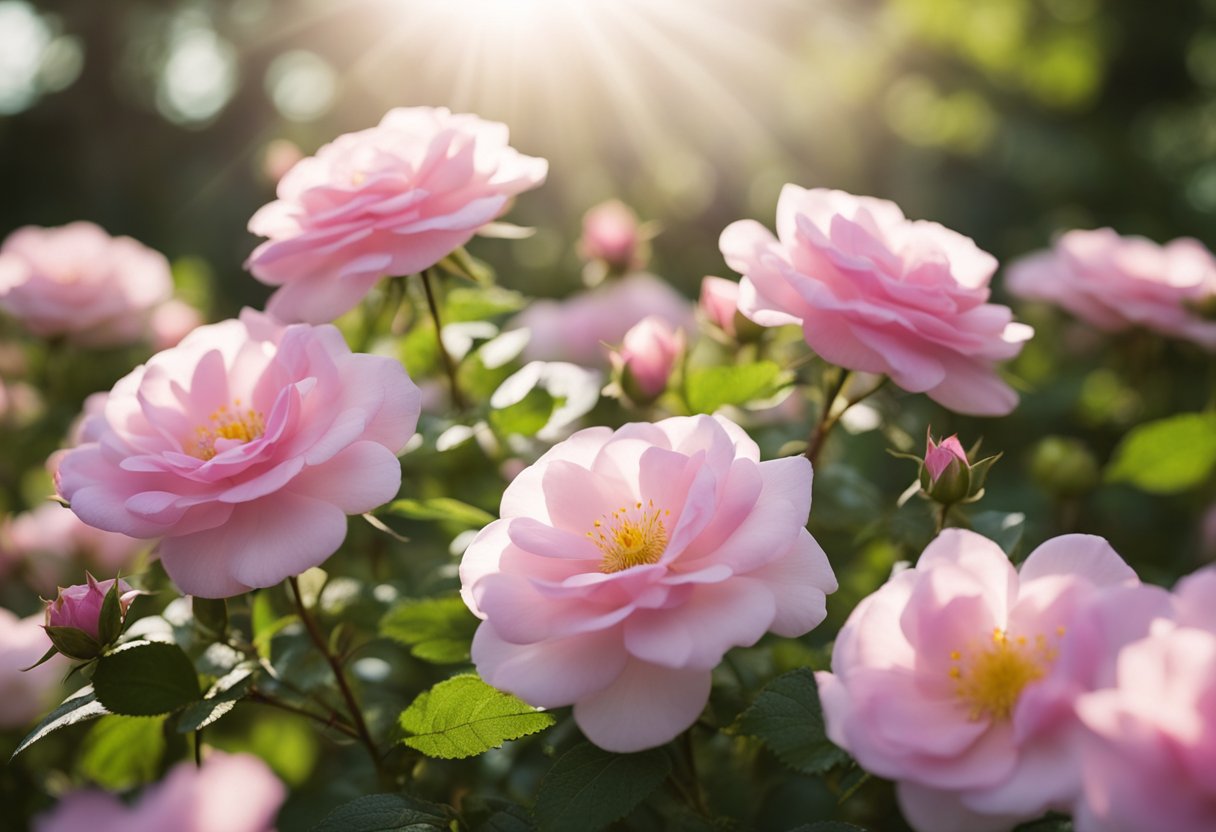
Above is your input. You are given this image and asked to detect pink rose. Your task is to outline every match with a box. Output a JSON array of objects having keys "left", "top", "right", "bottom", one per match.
[
  {"left": 0, "top": 222, "right": 172, "bottom": 346},
  {"left": 247, "top": 106, "right": 548, "bottom": 324},
  {"left": 45, "top": 574, "right": 138, "bottom": 643},
  {"left": 0, "top": 609, "right": 66, "bottom": 728},
  {"left": 1006, "top": 228, "right": 1216, "bottom": 350},
  {"left": 1071, "top": 568, "right": 1216, "bottom": 832},
  {"left": 721, "top": 187, "right": 1033, "bottom": 416},
  {"left": 578, "top": 200, "right": 645, "bottom": 271},
  {"left": 612, "top": 316, "right": 684, "bottom": 401},
  {"left": 699, "top": 276, "right": 741, "bottom": 336},
  {"left": 512, "top": 273, "right": 694, "bottom": 368},
  {"left": 148, "top": 299, "right": 204, "bottom": 350},
  {"left": 55, "top": 309, "right": 421, "bottom": 598},
  {"left": 924, "top": 432, "right": 968, "bottom": 483},
  {"left": 34, "top": 751, "right": 285, "bottom": 832},
  {"left": 816, "top": 529, "right": 1138, "bottom": 832},
  {"left": 461, "top": 414, "right": 838, "bottom": 752},
  {"left": 6, "top": 503, "right": 148, "bottom": 584}
]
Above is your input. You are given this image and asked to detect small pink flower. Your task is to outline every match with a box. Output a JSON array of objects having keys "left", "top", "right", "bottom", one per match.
[
  {"left": 6, "top": 503, "right": 148, "bottom": 582},
  {"left": 721, "top": 187, "right": 1033, "bottom": 416},
  {"left": 816, "top": 529, "right": 1138, "bottom": 832},
  {"left": 247, "top": 106, "right": 548, "bottom": 324},
  {"left": 461, "top": 414, "right": 837, "bottom": 752},
  {"left": 34, "top": 751, "right": 286, "bottom": 832},
  {"left": 0, "top": 609, "right": 66, "bottom": 728},
  {"left": 512, "top": 273, "right": 694, "bottom": 368},
  {"left": 149, "top": 299, "right": 204, "bottom": 350},
  {"left": 699, "top": 276, "right": 741, "bottom": 336},
  {"left": 1070, "top": 568, "right": 1216, "bottom": 832},
  {"left": 612, "top": 316, "right": 684, "bottom": 401},
  {"left": 578, "top": 200, "right": 645, "bottom": 271},
  {"left": 0, "top": 223, "right": 173, "bottom": 346},
  {"left": 1007, "top": 229, "right": 1216, "bottom": 350},
  {"left": 55, "top": 309, "right": 421, "bottom": 598},
  {"left": 925, "top": 433, "right": 968, "bottom": 483},
  {"left": 45, "top": 574, "right": 138, "bottom": 642}
]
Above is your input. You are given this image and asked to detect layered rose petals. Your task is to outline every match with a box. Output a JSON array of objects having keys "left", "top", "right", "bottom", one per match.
[
  {"left": 460, "top": 414, "right": 837, "bottom": 752},
  {"left": 1006, "top": 228, "right": 1216, "bottom": 350},
  {"left": 246, "top": 106, "right": 548, "bottom": 323},
  {"left": 0, "top": 222, "right": 172, "bottom": 345},
  {"left": 55, "top": 309, "right": 421, "bottom": 598},
  {"left": 816, "top": 529, "right": 1138, "bottom": 832},
  {"left": 721, "top": 187, "right": 1032, "bottom": 416}
]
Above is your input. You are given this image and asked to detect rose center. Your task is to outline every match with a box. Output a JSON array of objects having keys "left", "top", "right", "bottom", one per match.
[
  {"left": 588, "top": 499, "right": 670, "bottom": 573},
  {"left": 189, "top": 400, "right": 266, "bottom": 460},
  {"left": 948, "top": 627, "right": 1062, "bottom": 721}
]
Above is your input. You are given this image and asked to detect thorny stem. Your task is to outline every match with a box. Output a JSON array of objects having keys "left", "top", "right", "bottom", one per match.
[
  {"left": 419, "top": 268, "right": 468, "bottom": 413},
  {"left": 287, "top": 576, "right": 384, "bottom": 777},
  {"left": 246, "top": 689, "right": 360, "bottom": 740}
]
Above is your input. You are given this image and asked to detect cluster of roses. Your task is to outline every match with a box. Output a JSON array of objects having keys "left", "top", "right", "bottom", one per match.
[{"left": 1, "top": 103, "right": 1214, "bottom": 831}]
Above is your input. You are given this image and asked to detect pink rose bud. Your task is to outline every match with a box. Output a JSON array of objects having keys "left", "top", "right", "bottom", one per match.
[
  {"left": 44, "top": 574, "right": 137, "bottom": 656},
  {"left": 578, "top": 200, "right": 645, "bottom": 272},
  {"left": 613, "top": 316, "right": 683, "bottom": 403},
  {"left": 699, "top": 276, "right": 740, "bottom": 335},
  {"left": 924, "top": 433, "right": 968, "bottom": 483}
]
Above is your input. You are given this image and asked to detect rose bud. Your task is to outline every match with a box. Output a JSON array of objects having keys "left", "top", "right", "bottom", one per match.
[
  {"left": 578, "top": 200, "right": 647, "bottom": 274},
  {"left": 894, "top": 430, "right": 1000, "bottom": 508},
  {"left": 699, "top": 276, "right": 763, "bottom": 342},
  {"left": 43, "top": 574, "right": 138, "bottom": 660},
  {"left": 611, "top": 316, "right": 684, "bottom": 405}
]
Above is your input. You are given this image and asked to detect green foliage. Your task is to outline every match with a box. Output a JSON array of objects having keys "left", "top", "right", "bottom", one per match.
[
  {"left": 76, "top": 715, "right": 166, "bottom": 790},
  {"left": 11, "top": 686, "right": 109, "bottom": 759},
  {"left": 92, "top": 641, "right": 202, "bottom": 717},
  {"left": 445, "top": 286, "right": 527, "bottom": 322},
  {"left": 398, "top": 675, "right": 555, "bottom": 759},
  {"left": 176, "top": 663, "right": 256, "bottom": 733},
  {"left": 44, "top": 625, "right": 102, "bottom": 661},
  {"left": 786, "top": 824, "right": 870, "bottom": 832},
  {"left": 533, "top": 743, "right": 672, "bottom": 832},
  {"left": 490, "top": 386, "right": 558, "bottom": 437},
  {"left": 97, "top": 579, "right": 125, "bottom": 645},
  {"left": 970, "top": 510, "right": 1026, "bottom": 556},
  {"left": 192, "top": 597, "right": 228, "bottom": 639},
  {"left": 310, "top": 793, "right": 452, "bottom": 832},
  {"left": 1105, "top": 413, "right": 1216, "bottom": 494},
  {"left": 685, "top": 361, "right": 784, "bottom": 414},
  {"left": 735, "top": 668, "right": 849, "bottom": 775},
  {"left": 384, "top": 498, "right": 495, "bottom": 528},
  {"left": 380, "top": 596, "right": 479, "bottom": 664}
]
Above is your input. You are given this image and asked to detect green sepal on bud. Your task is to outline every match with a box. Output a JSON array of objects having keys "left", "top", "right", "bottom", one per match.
[
  {"left": 42, "top": 625, "right": 103, "bottom": 662},
  {"left": 894, "top": 430, "right": 1003, "bottom": 509}
]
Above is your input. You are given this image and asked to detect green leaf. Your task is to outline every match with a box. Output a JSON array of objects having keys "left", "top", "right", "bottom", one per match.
[
  {"left": 76, "top": 715, "right": 166, "bottom": 790},
  {"left": 685, "top": 361, "right": 783, "bottom": 414},
  {"left": 381, "top": 596, "right": 479, "bottom": 665},
  {"left": 310, "top": 793, "right": 452, "bottom": 832},
  {"left": 439, "top": 247, "right": 496, "bottom": 286},
  {"left": 11, "top": 686, "right": 110, "bottom": 759},
  {"left": 93, "top": 641, "right": 202, "bottom": 717},
  {"left": 735, "top": 667, "right": 849, "bottom": 775},
  {"left": 193, "top": 597, "right": 228, "bottom": 639},
  {"left": 785, "top": 824, "right": 870, "bottom": 832},
  {"left": 533, "top": 742, "right": 671, "bottom": 832},
  {"left": 482, "top": 806, "right": 536, "bottom": 832},
  {"left": 399, "top": 674, "right": 555, "bottom": 759},
  {"left": 445, "top": 286, "right": 527, "bottom": 323},
  {"left": 970, "top": 511, "right": 1026, "bottom": 556},
  {"left": 489, "top": 386, "right": 557, "bottom": 438},
  {"left": 384, "top": 498, "right": 495, "bottom": 528},
  {"left": 1105, "top": 412, "right": 1216, "bottom": 494},
  {"left": 177, "top": 663, "right": 256, "bottom": 733}
]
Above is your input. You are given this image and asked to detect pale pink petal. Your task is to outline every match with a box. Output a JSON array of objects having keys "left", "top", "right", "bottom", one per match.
[{"left": 573, "top": 659, "right": 712, "bottom": 753}]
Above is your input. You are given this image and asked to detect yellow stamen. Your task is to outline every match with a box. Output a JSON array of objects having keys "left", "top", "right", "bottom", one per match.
[
  {"left": 586, "top": 499, "right": 670, "bottom": 573},
  {"left": 188, "top": 403, "right": 266, "bottom": 460},
  {"left": 949, "top": 628, "right": 1061, "bottom": 721}
]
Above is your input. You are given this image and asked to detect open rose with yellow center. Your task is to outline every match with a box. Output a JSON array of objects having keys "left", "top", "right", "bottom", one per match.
[
  {"left": 460, "top": 414, "right": 837, "bottom": 752},
  {"left": 55, "top": 309, "right": 421, "bottom": 598}
]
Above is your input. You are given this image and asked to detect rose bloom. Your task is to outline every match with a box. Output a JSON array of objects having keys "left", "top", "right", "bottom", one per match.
[
  {"left": 816, "top": 529, "right": 1139, "bottom": 832},
  {"left": 247, "top": 106, "right": 548, "bottom": 324},
  {"left": 1006, "top": 228, "right": 1216, "bottom": 350},
  {"left": 55, "top": 309, "right": 421, "bottom": 598},
  {"left": 721, "top": 187, "right": 1032, "bottom": 416},
  {"left": 0, "top": 222, "right": 172, "bottom": 345},
  {"left": 1071, "top": 568, "right": 1216, "bottom": 832},
  {"left": 34, "top": 751, "right": 285, "bottom": 832},
  {"left": 461, "top": 414, "right": 837, "bottom": 752},
  {"left": 0, "top": 609, "right": 66, "bottom": 728},
  {"left": 149, "top": 298, "right": 204, "bottom": 350},
  {"left": 512, "top": 272, "right": 694, "bottom": 368}
]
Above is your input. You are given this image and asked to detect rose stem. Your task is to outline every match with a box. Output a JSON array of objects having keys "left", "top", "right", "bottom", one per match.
[
  {"left": 287, "top": 575, "right": 385, "bottom": 778},
  {"left": 419, "top": 268, "right": 468, "bottom": 413}
]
